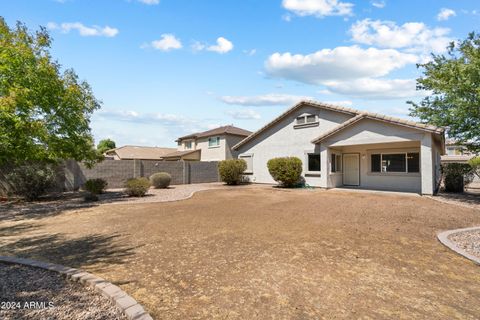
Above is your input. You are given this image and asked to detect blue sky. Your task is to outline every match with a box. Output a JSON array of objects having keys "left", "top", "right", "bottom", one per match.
[{"left": 1, "top": 0, "right": 479, "bottom": 147}]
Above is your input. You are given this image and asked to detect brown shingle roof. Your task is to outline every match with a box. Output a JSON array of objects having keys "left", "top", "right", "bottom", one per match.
[
  {"left": 177, "top": 125, "right": 252, "bottom": 142},
  {"left": 105, "top": 146, "right": 177, "bottom": 160}
]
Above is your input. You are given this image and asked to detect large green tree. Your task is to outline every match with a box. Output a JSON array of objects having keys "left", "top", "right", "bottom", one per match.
[
  {"left": 409, "top": 32, "right": 480, "bottom": 152},
  {"left": 0, "top": 18, "right": 101, "bottom": 166},
  {"left": 97, "top": 138, "right": 116, "bottom": 154}
]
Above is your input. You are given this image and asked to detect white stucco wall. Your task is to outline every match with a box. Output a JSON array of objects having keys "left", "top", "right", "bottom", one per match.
[
  {"left": 332, "top": 142, "right": 422, "bottom": 193},
  {"left": 236, "top": 105, "right": 354, "bottom": 186},
  {"left": 237, "top": 108, "right": 443, "bottom": 194}
]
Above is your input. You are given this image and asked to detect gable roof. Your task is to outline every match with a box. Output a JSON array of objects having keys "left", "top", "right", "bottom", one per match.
[
  {"left": 233, "top": 100, "right": 445, "bottom": 150},
  {"left": 311, "top": 111, "right": 444, "bottom": 144},
  {"left": 232, "top": 100, "right": 360, "bottom": 150},
  {"left": 176, "top": 125, "right": 252, "bottom": 142},
  {"left": 161, "top": 149, "right": 200, "bottom": 159},
  {"left": 105, "top": 145, "right": 177, "bottom": 160}
]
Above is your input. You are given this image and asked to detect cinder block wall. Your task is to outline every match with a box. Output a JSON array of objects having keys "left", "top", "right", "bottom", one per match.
[
  {"left": 189, "top": 162, "right": 220, "bottom": 184},
  {"left": 64, "top": 159, "right": 219, "bottom": 190}
]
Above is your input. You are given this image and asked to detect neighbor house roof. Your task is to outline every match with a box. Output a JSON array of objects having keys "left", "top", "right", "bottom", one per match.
[
  {"left": 161, "top": 149, "right": 200, "bottom": 159},
  {"left": 105, "top": 146, "right": 177, "bottom": 160},
  {"left": 176, "top": 125, "right": 252, "bottom": 142},
  {"left": 311, "top": 111, "right": 444, "bottom": 144},
  {"left": 233, "top": 100, "right": 445, "bottom": 150},
  {"left": 441, "top": 155, "right": 474, "bottom": 163}
]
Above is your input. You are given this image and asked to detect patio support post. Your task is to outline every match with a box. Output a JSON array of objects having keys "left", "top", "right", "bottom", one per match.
[
  {"left": 421, "top": 133, "right": 434, "bottom": 195},
  {"left": 320, "top": 144, "right": 329, "bottom": 189}
]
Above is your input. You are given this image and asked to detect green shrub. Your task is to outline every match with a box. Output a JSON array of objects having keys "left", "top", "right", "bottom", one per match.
[
  {"left": 469, "top": 156, "right": 480, "bottom": 179},
  {"left": 149, "top": 172, "right": 171, "bottom": 189},
  {"left": 84, "top": 178, "right": 108, "bottom": 195},
  {"left": 124, "top": 177, "right": 150, "bottom": 197},
  {"left": 6, "top": 163, "right": 56, "bottom": 201},
  {"left": 218, "top": 159, "right": 247, "bottom": 185},
  {"left": 442, "top": 163, "right": 474, "bottom": 193},
  {"left": 267, "top": 157, "right": 303, "bottom": 188}
]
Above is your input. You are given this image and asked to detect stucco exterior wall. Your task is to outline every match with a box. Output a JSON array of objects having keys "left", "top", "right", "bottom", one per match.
[
  {"left": 196, "top": 136, "right": 226, "bottom": 161},
  {"left": 236, "top": 105, "right": 354, "bottom": 186},
  {"left": 334, "top": 142, "right": 422, "bottom": 193}
]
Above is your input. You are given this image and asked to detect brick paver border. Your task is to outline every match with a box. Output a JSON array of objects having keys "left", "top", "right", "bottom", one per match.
[
  {"left": 437, "top": 227, "right": 480, "bottom": 266},
  {"left": 0, "top": 256, "right": 153, "bottom": 320}
]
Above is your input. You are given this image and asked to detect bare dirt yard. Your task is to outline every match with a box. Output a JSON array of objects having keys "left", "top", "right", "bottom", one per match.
[{"left": 1, "top": 187, "right": 479, "bottom": 319}]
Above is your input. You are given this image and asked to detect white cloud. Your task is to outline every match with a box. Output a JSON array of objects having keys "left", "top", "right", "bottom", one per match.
[
  {"left": 265, "top": 46, "right": 417, "bottom": 84},
  {"left": 47, "top": 22, "right": 119, "bottom": 37},
  {"left": 149, "top": 34, "right": 182, "bottom": 51},
  {"left": 192, "top": 37, "right": 234, "bottom": 54},
  {"left": 371, "top": 0, "right": 385, "bottom": 8},
  {"left": 350, "top": 19, "right": 451, "bottom": 54},
  {"left": 282, "top": 0, "right": 354, "bottom": 17},
  {"left": 207, "top": 37, "right": 234, "bottom": 54},
  {"left": 94, "top": 109, "right": 219, "bottom": 137},
  {"left": 137, "top": 0, "right": 159, "bottom": 4},
  {"left": 437, "top": 8, "right": 456, "bottom": 21},
  {"left": 243, "top": 49, "right": 257, "bottom": 56},
  {"left": 226, "top": 109, "right": 261, "bottom": 120},
  {"left": 324, "top": 78, "right": 426, "bottom": 99},
  {"left": 220, "top": 93, "right": 314, "bottom": 106}
]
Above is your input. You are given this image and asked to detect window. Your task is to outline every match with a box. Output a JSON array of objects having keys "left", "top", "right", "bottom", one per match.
[
  {"left": 240, "top": 155, "right": 253, "bottom": 173},
  {"left": 208, "top": 136, "right": 220, "bottom": 147},
  {"left": 296, "top": 114, "right": 317, "bottom": 125},
  {"left": 331, "top": 154, "right": 342, "bottom": 173},
  {"left": 296, "top": 116, "right": 306, "bottom": 125},
  {"left": 185, "top": 141, "right": 192, "bottom": 149},
  {"left": 370, "top": 152, "right": 420, "bottom": 173},
  {"left": 407, "top": 153, "right": 420, "bottom": 173},
  {"left": 308, "top": 153, "right": 320, "bottom": 172},
  {"left": 371, "top": 154, "right": 381, "bottom": 172},
  {"left": 382, "top": 154, "right": 406, "bottom": 172}
]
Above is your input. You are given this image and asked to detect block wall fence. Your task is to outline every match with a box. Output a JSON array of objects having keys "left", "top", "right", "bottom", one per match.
[{"left": 0, "top": 159, "right": 220, "bottom": 195}]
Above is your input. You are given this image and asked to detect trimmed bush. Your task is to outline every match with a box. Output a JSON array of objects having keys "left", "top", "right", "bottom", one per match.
[
  {"left": 150, "top": 172, "right": 171, "bottom": 189},
  {"left": 6, "top": 163, "right": 56, "bottom": 201},
  {"left": 218, "top": 159, "right": 247, "bottom": 185},
  {"left": 442, "top": 163, "right": 474, "bottom": 193},
  {"left": 124, "top": 177, "right": 150, "bottom": 197},
  {"left": 469, "top": 156, "right": 480, "bottom": 180},
  {"left": 267, "top": 157, "right": 303, "bottom": 188},
  {"left": 84, "top": 178, "right": 108, "bottom": 195}
]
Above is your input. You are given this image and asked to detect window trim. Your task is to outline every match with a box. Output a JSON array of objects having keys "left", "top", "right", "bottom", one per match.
[
  {"left": 331, "top": 153, "right": 342, "bottom": 173},
  {"left": 369, "top": 151, "right": 420, "bottom": 174},
  {"left": 239, "top": 154, "right": 254, "bottom": 174},
  {"left": 184, "top": 140, "right": 193, "bottom": 150},
  {"left": 294, "top": 114, "right": 319, "bottom": 129},
  {"left": 306, "top": 152, "right": 321, "bottom": 174},
  {"left": 208, "top": 136, "right": 221, "bottom": 148}
]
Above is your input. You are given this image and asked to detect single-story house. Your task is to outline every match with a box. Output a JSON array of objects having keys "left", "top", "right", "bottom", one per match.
[
  {"left": 233, "top": 100, "right": 445, "bottom": 195},
  {"left": 162, "top": 125, "right": 252, "bottom": 161},
  {"left": 104, "top": 145, "right": 177, "bottom": 160}
]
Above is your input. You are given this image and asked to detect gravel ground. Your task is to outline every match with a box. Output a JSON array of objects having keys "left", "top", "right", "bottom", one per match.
[
  {"left": 0, "top": 263, "right": 126, "bottom": 320},
  {"left": 448, "top": 229, "right": 480, "bottom": 259},
  {"left": 104, "top": 182, "right": 261, "bottom": 205},
  {"left": 2, "top": 188, "right": 479, "bottom": 319}
]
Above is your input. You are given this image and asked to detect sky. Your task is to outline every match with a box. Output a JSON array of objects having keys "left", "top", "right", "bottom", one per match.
[{"left": 1, "top": 0, "right": 479, "bottom": 147}]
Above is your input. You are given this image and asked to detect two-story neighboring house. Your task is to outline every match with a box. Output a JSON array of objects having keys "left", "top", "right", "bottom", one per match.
[
  {"left": 441, "top": 139, "right": 477, "bottom": 164},
  {"left": 162, "top": 125, "right": 252, "bottom": 161}
]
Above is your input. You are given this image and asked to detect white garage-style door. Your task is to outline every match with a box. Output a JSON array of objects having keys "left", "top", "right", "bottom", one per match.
[{"left": 343, "top": 153, "right": 360, "bottom": 186}]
